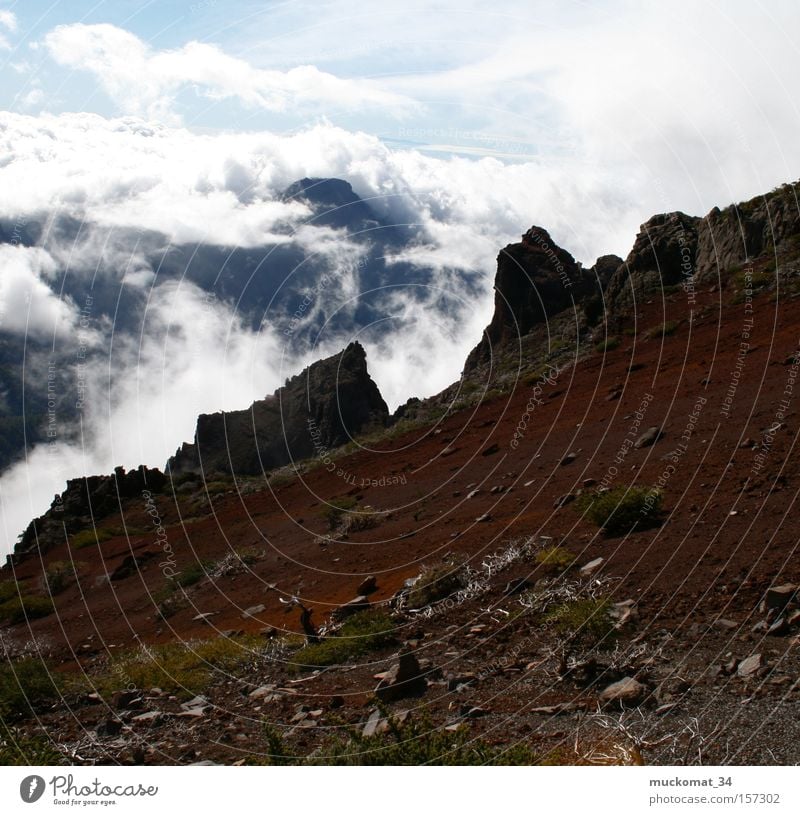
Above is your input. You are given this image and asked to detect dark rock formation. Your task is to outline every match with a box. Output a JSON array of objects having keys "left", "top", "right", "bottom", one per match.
[
  {"left": 605, "top": 211, "right": 699, "bottom": 318},
  {"left": 281, "top": 178, "right": 380, "bottom": 233},
  {"left": 13, "top": 465, "right": 167, "bottom": 560},
  {"left": 167, "top": 342, "right": 389, "bottom": 477},
  {"left": 465, "top": 226, "right": 592, "bottom": 369}
]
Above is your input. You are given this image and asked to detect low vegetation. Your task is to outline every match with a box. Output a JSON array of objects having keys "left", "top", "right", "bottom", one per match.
[
  {"left": 70, "top": 527, "right": 114, "bottom": 549},
  {"left": 535, "top": 545, "right": 575, "bottom": 573},
  {"left": 0, "top": 658, "right": 62, "bottom": 724},
  {"left": 576, "top": 486, "right": 663, "bottom": 536},
  {"left": 544, "top": 597, "right": 616, "bottom": 649},
  {"left": 83, "top": 635, "right": 264, "bottom": 698},
  {"left": 0, "top": 724, "right": 65, "bottom": 765},
  {"left": 43, "top": 561, "right": 75, "bottom": 595},
  {"left": 407, "top": 559, "right": 467, "bottom": 609},
  {"left": 290, "top": 610, "right": 395, "bottom": 670},
  {"left": 260, "top": 715, "right": 539, "bottom": 765},
  {"left": 595, "top": 336, "right": 620, "bottom": 352},
  {"left": 322, "top": 496, "right": 358, "bottom": 530},
  {"left": 0, "top": 594, "right": 54, "bottom": 625}
]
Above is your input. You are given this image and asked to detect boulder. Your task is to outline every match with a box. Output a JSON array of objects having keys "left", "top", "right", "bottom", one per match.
[
  {"left": 375, "top": 653, "right": 427, "bottom": 702},
  {"left": 766, "top": 584, "right": 797, "bottom": 610},
  {"left": 600, "top": 677, "right": 649, "bottom": 709},
  {"left": 357, "top": 576, "right": 378, "bottom": 595}
]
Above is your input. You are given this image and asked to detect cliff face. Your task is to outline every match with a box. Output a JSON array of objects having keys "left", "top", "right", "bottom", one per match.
[
  {"left": 167, "top": 342, "right": 389, "bottom": 477},
  {"left": 465, "top": 226, "right": 596, "bottom": 369}
]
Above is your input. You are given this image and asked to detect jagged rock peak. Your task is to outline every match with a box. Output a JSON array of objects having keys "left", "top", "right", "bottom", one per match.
[{"left": 167, "top": 341, "right": 389, "bottom": 477}]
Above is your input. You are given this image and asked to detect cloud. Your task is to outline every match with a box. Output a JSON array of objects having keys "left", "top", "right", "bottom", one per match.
[
  {"left": 0, "top": 244, "right": 76, "bottom": 337},
  {"left": 0, "top": 10, "right": 16, "bottom": 32},
  {"left": 41, "top": 23, "right": 417, "bottom": 123}
]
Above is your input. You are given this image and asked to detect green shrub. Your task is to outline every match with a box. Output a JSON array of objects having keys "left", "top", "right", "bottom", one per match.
[
  {"left": 647, "top": 320, "right": 679, "bottom": 339},
  {"left": 595, "top": 337, "right": 620, "bottom": 352},
  {"left": 43, "top": 561, "right": 75, "bottom": 595},
  {"left": 71, "top": 527, "right": 113, "bottom": 549},
  {"left": 544, "top": 597, "right": 615, "bottom": 648},
  {"left": 407, "top": 560, "right": 466, "bottom": 609},
  {"left": 344, "top": 509, "right": 381, "bottom": 533},
  {"left": 260, "top": 715, "right": 538, "bottom": 765},
  {"left": 576, "top": 486, "right": 663, "bottom": 536},
  {"left": 88, "top": 636, "right": 263, "bottom": 697},
  {"left": 0, "top": 724, "right": 65, "bottom": 765},
  {"left": 0, "top": 659, "right": 62, "bottom": 724},
  {"left": 535, "top": 546, "right": 575, "bottom": 572},
  {"left": 0, "top": 595, "right": 54, "bottom": 625},
  {"left": 323, "top": 496, "right": 358, "bottom": 530},
  {"left": 291, "top": 610, "right": 395, "bottom": 670},
  {"left": 0, "top": 580, "right": 21, "bottom": 603},
  {"left": 175, "top": 561, "right": 211, "bottom": 588}
]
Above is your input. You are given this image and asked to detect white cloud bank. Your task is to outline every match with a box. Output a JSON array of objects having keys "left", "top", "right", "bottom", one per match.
[{"left": 42, "top": 23, "right": 417, "bottom": 122}]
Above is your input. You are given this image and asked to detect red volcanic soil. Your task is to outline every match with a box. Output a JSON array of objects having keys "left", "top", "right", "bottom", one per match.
[{"left": 7, "top": 276, "right": 800, "bottom": 657}]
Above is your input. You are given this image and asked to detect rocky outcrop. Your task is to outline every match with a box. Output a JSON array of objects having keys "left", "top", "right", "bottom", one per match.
[
  {"left": 167, "top": 342, "right": 389, "bottom": 477},
  {"left": 13, "top": 465, "right": 167, "bottom": 560},
  {"left": 605, "top": 211, "right": 700, "bottom": 318},
  {"left": 695, "top": 183, "right": 800, "bottom": 281},
  {"left": 465, "top": 227, "right": 595, "bottom": 369}
]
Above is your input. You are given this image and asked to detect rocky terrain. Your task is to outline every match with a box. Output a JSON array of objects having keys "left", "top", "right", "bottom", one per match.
[{"left": 2, "top": 180, "right": 800, "bottom": 766}]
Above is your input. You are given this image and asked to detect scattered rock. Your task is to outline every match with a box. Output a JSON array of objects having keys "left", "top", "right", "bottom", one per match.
[
  {"left": 362, "top": 709, "right": 382, "bottom": 737},
  {"left": 766, "top": 584, "right": 797, "bottom": 610},
  {"left": 553, "top": 493, "right": 576, "bottom": 508},
  {"left": 737, "top": 653, "right": 764, "bottom": 678},
  {"left": 375, "top": 653, "right": 428, "bottom": 702},
  {"left": 503, "top": 578, "right": 532, "bottom": 596},
  {"left": 768, "top": 617, "right": 791, "bottom": 636},
  {"left": 331, "top": 596, "right": 370, "bottom": 622},
  {"left": 132, "top": 711, "right": 163, "bottom": 725},
  {"left": 96, "top": 718, "right": 123, "bottom": 737},
  {"left": 560, "top": 452, "right": 577, "bottom": 466},
  {"left": 635, "top": 426, "right": 664, "bottom": 448},
  {"left": 481, "top": 443, "right": 500, "bottom": 456},
  {"left": 475, "top": 513, "right": 492, "bottom": 523},
  {"left": 600, "top": 677, "right": 649, "bottom": 709},
  {"left": 579, "top": 557, "right": 604, "bottom": 576},
  {"left": 446, "top": 672, "right": 477, "bottom": 692},
  {"left": 357, "top": 575, "right": 378, "bottom": 595},
  {"left": 112, "top": 690, "right": 143, "bottom": 711},
  {"left": 241, "top": 604, "right": 266, "bottom": 619}
]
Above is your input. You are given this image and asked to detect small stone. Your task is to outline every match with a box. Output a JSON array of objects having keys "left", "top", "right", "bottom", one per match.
[
  {"left": 579, "top": 557, "right": 604, "bottom": 576},
  {"left": 635, "top": 427, "right": 664, "bottom": 449},
  {"left": 481, "top": 443, "right": 499, "bottom": 456},
  {"left": 600, "top": 677, "right": 649, "bottom": 709},
  {"left": 713, "top": 618, "right": 738, "bottom": 631},
  {"left": 768, "top": 617, "right": 790, "bottom": 636},
  {"left": 475, "top": 513, "right": 492, "bottom": 523},
  {"left": 737, "top": 654, "right": 764, "bottom": 677},
  {"left": 357, "top": 575, "right": 378, "bottom": 595},
  {"left": 582, "top": 478, "right": 597, "bottom": 488},
  {"left": 249, "top": 685, "right": 276, "bottom": 699},
  {"left": 241, "top": 604, "right": 266, "bottom": 619},
  {"left": 362, "top": 709, "right": 382, "bottom": 737},
  {"left": 132, "top": 711, "right": 163, "bottom": 725},
  {"left": 553, "top": 493, "right": 576, "bottom": 508},
  {"left": 331, "top": 596, "right": 370, "bottom": 621},
  {"left": 466, "top": 489, "right": 481, "bottom": 499}
]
